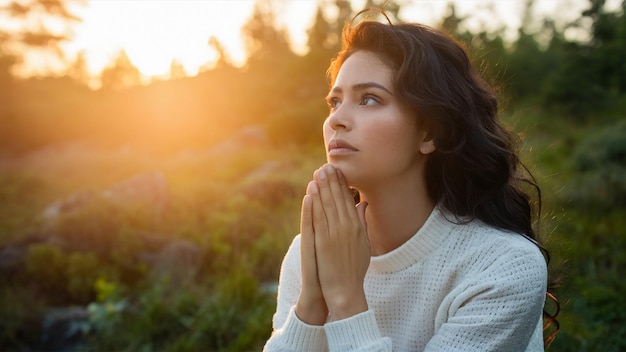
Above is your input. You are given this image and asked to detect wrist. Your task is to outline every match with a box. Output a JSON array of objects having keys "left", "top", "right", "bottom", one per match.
[
  {"left": 327, "top": 290, "right": 368, "bottom": 321},
  {"left": 295, "top": 295, "right": 328, "bottom": 325}
]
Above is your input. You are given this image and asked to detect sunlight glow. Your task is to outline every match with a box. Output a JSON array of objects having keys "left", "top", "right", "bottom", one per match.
[
  {"left": 56, "top": 0, "right": 622, "bottom": 83},
  {"left": 63, "top": 1, "right": 259, "bottom": 78}
]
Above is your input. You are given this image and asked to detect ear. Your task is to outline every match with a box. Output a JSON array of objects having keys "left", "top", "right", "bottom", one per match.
[
  {"left": 418, "top": 129, "right": 436, "bottom": 155},
  {"left": 419, "top": 139, "right": 436, "bottom": 155}
]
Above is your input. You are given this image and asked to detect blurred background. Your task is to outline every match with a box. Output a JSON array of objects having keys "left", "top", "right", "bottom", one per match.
[{"left": 0, "top": 0, "right": 624, "bottom": 351}]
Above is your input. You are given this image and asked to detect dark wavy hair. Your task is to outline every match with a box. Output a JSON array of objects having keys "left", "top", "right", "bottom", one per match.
[{"left": 327, "top": 12, "right": 559, "bottom": 347}]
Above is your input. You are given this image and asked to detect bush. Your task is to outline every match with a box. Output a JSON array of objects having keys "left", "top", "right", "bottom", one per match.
[
  {"left": 0, "top": 285, "right": 47, "bottom": 349},
  {"left": 547, "top": 120, "right": 626, "bottom": 351},
  {"left": 66, "top": 252, "right": 106, "bottom": 303},
  {"left": 87, "top": 269, "right": 274, "bottom": 351},
  {"left": 25, "top": 243, "right": 69, "bottom": 299},
  {"left": 566, "top": 120, "right": 626, "bottom": 211}
]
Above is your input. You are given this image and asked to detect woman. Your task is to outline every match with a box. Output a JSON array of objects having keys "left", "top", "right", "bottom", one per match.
[{"left": 264, "top": 13, "right": 557, "bottom": 352}]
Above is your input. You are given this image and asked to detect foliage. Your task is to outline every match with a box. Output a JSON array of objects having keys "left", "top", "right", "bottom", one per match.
[
  {"left": 512, "top": 110, "right": 626, "bottom": 351},
  {"left": 540, "top": 1, "right": 626, "bottom": 116},
  {"left": 0, "top": 142, "right": 306, "bottom": 350},
  {"left": 0, "top": 284, "right": 47, "bottom": 348},
  {"left": 242, "top": 0, "right": 293, "bottom": 64},
  {"left": 0, "top": 172, "right": 47, "bottom": 244},
  {"left": 86, "top": 271, "right": 275, "bottom": 352},
  {"left": 0, "top": 0, "right": 84, "bottom": 77},
  {"left": 566, "top": 120, "right": 626, "bottom": 210},
  {"left": 100, "top": 50, "right": 142, "bottom": 90}
]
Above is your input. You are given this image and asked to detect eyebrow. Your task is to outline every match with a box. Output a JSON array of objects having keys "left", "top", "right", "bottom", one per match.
[{"left": 329, "top": 82, "right": 394, "bottom": 96}]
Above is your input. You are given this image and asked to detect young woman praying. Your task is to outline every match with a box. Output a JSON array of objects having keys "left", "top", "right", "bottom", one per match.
[{"left": 264, "top": 13, "right": 557, "bottom": 352}]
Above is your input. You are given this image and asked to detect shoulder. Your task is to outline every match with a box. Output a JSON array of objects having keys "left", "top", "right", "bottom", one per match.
[
  {"left": 450, "top": 217, "right": 544, "bottom": 258},
  {"left": 477, "top": 221, "right": 544, "bottom": 261},
  {"left": 434, "top": 206, "right": 543, "bottom": 259},
  {"left": 436, "top": 221, "right": 548, "bottom": 316},
  {"left": 444, "top": 219, "right": 547, "bottom": 282}
]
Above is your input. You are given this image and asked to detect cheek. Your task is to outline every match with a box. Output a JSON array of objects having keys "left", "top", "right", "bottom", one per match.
[
  {"left": 371, "top": 123, "right": 421, "bottom": 160},
  {"left": 322, "top": 118, "right": 332, "bottom": 144}
]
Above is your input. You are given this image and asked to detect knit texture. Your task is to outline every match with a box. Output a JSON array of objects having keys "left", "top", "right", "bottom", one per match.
[{"left": 264, "top": 205, "right": 547, "bottom": 351}]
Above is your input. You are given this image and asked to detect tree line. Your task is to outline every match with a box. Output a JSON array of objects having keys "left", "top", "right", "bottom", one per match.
[{"left": 0, "top": 0, "right": 624, "bottom": 154}]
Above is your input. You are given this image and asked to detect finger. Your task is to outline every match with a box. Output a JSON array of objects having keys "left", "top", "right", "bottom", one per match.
[
  {"left": 314, "top": 167, "right": 340, "bottom": 232},
  {"left": 322, "top": 165, "right": 351, "bottom": 223},
  {"left": 300, "top": 190, "right": 313, "bottom": 239},
  {"left": 308, "top": 180, "right": 329, "bottom": 242},
  {"left": 300, "top": 193, "right": 318, "bottom": 282},
  {"left": 299, "top": 192, "right": 327, "bottom": 320},
  {"left": 300, "top": 191, "right": 316, "bottom": 265},
  {"left": 356, "top": 201, "right": 369, "bottom": 241},
  {"left": 335, "top": 168, "right": 361, "bottom": 222}
]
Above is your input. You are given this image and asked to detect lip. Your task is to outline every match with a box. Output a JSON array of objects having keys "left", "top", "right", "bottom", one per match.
[{"left": 327, "top": 139, "right": 358, "bottom": 156}]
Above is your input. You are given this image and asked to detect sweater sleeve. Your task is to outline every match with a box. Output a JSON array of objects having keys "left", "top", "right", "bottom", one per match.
[
  {"left": 425, "top": 244, "right": 547, "bottom": 352},
  {"left": 264, "top": 235, "right": 395, "bottom": 351},
  {"left": 263, "top": 235, "right": 329, "bottom": 352},
  {"left": 325, "top": 310, "right": 392, "bottom": 351}
]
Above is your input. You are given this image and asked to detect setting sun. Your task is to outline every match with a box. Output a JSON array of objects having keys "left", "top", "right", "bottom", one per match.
[
  {"left": 15, "top": 0, "right": 620, "bottom": 83},
  {"left": 62, "top": 0, "right": 318, "bottom": 80}
]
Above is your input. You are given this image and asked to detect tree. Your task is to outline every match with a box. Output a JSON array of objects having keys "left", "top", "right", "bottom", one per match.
[
  {"left": 0, "top": 0, "right": 84, "bottom": 77},
  {"left": 241, "top": 0, "right": 292, "bottom": 65},
  {"left": 169, "top": 59, "right": 187, "bottom": 80},
  {"left": 332, "top": 0, "right": 353, "bottom": 44},
  {"left": 540, "top": 0, "right": 626, "bottom": 115},
  {"left": 208, "top": 36, "right": 233, "bottom": 70},
  {"left": 439, "top": 3, "right": 464, "bottom": 35},
  {"left": 67, "top": 50, "right": 90, "bottom": 86},
  {"left": 586, "top": 0, "right": 626, "bottom": 93},
  {"left": 307, "top": 5, "right": 333, "bottom": 52},
  {"left": 100, "top": 50, "right": 141, "bottom": 90},
  {"left": 363, "top": 0, "right": 403, "bottom": 22}
]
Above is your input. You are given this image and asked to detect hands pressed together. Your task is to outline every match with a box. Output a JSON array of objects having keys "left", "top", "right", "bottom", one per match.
[{"left": 295, "top": 164, "right": 371, "bottom": 325}]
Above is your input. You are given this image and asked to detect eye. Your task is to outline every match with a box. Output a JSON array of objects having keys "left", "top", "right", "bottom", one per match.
[
  {"left": 360, "top": 94, "right": 380, "bottom": 106},
  {"left": 326, "top": 96, "right": 341, "bottom": 110}
]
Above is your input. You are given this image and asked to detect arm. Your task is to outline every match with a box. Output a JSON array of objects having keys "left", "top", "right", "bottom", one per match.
[
  {"left": 263, "top": 236, "right": 328, "bottom": 352},
  {"left": 267, "top": 164, "right": 393, "bottom": 352},
  {"left": 309, "top": 164, "right": 370, "bottom": 320},
  {"left": 324, "top": 310, "right": 392, "bottom": 352},
  {"left": 426, "top": 247, "right": 547, "bottom": 352},
  {"left": 310, "top": 164, "right": 392, "bottom": 351}
]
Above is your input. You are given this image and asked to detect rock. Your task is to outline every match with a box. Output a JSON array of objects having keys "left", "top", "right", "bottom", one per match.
[
  {"left": 211, "top": 125, "right": 268, "bottom": 155},
  {"left": 242, "top": 160, "right": 282, "bottom": 183},
  {"left": 139, "top": 239, "right": 202, "bottom": 285},
  {"left": 102, "top": 171, "right": 169, "bottom": 225},
  {"left": 40, "top": 171, "right": 170, "bottom": 233},
  {"left": 241, "top": 179, "right": 298, "bottom": 206},
  {"left": 42, "top": 191, "right": 96, "bottom": 220},
  {"left": 41, "top": 306, "right": 89, "bottom": 351},
  {"left": 102, "top": 172, "right": 168, "bottom": 209},
  {"left": 0, "top": 246, "right": 27, "bottom": 276}
]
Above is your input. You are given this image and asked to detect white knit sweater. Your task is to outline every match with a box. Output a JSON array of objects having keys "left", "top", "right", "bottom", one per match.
[{"left": 264, "top": 205, "right": 547, "bottom": 352}]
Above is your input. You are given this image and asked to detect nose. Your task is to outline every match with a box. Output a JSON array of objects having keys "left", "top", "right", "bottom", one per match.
[{"left": 327, "top": 104, "right": 351, "bottom": 131}]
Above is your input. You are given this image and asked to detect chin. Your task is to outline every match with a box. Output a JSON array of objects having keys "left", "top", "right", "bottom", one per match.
[{"left": 328, "top": 161, "right": 360, "bottom": 187}]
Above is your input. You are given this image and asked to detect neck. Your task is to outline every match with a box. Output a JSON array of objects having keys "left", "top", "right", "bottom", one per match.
[{"left": 359, "top": 179, "right": 435, "bottom": 256}]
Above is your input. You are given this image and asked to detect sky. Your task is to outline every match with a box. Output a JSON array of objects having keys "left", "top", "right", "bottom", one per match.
[{"left": 22, "top": 0, "right": 625, "bottom": 81}]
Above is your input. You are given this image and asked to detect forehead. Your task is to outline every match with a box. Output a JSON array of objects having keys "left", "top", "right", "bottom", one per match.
[{"left": 333, "top": 51, "right": 394, "bottom": 90}]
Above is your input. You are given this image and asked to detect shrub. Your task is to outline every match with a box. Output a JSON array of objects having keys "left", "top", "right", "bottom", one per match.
[
  {"left": 25, "top": 243, "right": 69, "bottom": 299},
  {"left": 86, "top": 269, "right": 274, "bottom": 351},
  {"left": 66, "top": 252, "right": 106, "bottom": 303},
  {"left": 566, "top": 121, "right": 626, "bottom": 211}
]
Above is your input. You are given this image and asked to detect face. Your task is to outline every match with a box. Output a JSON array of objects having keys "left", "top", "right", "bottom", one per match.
[{"left": 323, "top": 50, "right": 434, "bottom": 191}]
